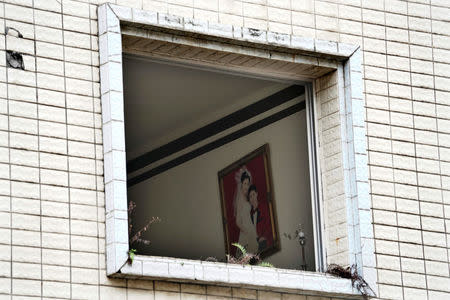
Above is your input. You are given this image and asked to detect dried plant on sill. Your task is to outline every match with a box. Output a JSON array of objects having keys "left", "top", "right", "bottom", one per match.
[
  {"left": 127, "top": 200, "right": 160, "bottom": 264},
  {"left": 204, "top": 257, "right": 219, "bottom": 262},
  {"left": 326, "top": 264, "right": 375, "bottom": 299},
  {"left": 226, "top": 243, "right": 274, "bottom": 268}
]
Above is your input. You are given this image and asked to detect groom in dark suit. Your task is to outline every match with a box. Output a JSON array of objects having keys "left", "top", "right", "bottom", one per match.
[{"left": 248, "top": 184, "right": 273, "bottom": 253}]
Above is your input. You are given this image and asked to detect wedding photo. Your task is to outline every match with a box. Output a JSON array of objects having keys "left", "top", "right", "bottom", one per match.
[{"left": 218, "top": 144, "right": 280, "bottom": 258}]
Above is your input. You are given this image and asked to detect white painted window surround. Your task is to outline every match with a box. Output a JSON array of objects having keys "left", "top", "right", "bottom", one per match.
[{"left": 98, "top": 3, "right": 374, "bottom": 298}]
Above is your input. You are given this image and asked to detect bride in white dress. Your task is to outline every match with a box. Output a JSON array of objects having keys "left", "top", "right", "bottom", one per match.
[{"left": 234, "top": 168, "right": 258, "bottom": 254}]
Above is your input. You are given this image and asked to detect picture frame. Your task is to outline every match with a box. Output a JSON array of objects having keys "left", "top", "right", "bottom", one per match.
[{"left": 218, "top": 144, "right": 280, "bottom": 259}]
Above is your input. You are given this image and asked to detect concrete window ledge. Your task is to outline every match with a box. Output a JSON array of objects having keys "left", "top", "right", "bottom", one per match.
[{"left": 115, "top": 255, "right": 361, "bottom": 298}]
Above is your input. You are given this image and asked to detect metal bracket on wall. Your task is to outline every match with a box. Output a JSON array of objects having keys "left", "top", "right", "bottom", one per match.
[{"left": 5, "top": 27, "right": 25, "bottom": 70}]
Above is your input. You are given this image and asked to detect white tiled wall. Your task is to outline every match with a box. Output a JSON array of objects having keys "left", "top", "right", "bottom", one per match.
[{"left": 1, "top": 0, "right": 449, "bottom": 299}]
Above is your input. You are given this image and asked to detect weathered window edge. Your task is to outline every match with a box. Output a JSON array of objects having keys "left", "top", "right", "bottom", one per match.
[{"left": 98, "top": 2, "right": 374, "bottom": 297}]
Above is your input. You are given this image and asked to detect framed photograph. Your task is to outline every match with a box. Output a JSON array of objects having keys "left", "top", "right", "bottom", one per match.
[{"left": 218, "top": 144, "right": 280, "bottom": 259}]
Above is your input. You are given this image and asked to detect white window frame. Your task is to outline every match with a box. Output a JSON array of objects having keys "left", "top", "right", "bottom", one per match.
[{"left": 98, "top": 3, "right": 375, "bottom": 298}]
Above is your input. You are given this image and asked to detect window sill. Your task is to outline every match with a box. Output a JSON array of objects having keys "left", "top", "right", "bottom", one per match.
[{"left": 115, "top": 255, "right": 361, "bottom": 298}]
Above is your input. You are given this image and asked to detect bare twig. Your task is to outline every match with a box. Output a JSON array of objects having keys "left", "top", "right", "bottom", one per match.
[
  {"left": 129, "top": 216, "right": 160, "bottom": 245},
  {"left": 127, "top": 200, "right": 160, "bottom": 246}
]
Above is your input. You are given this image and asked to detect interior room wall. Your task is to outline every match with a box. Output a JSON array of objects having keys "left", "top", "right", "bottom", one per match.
[
  {"left": 128, "top": 107, "right": 315, "bottom": 270},
  {"left": 123, "top": 56, "right": 290, "bottom": 160}
]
